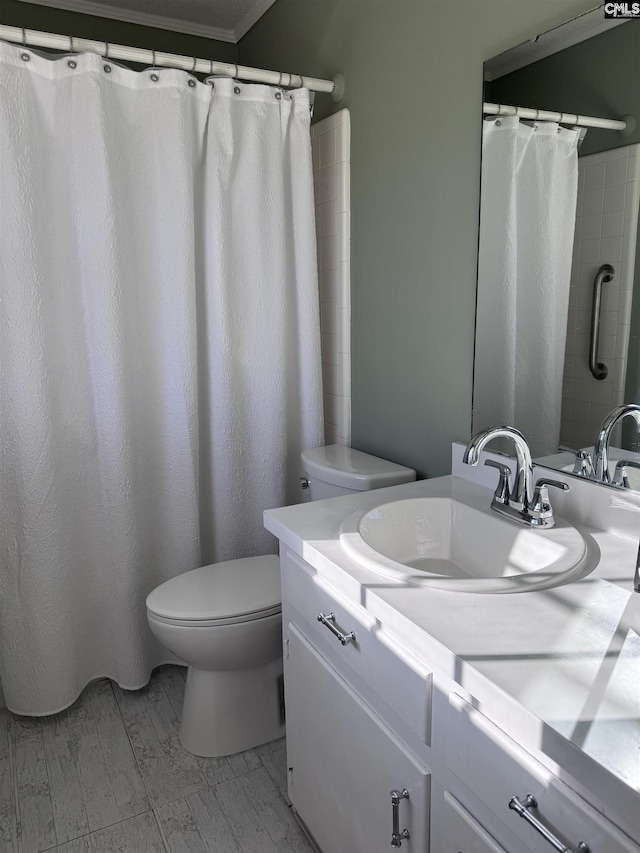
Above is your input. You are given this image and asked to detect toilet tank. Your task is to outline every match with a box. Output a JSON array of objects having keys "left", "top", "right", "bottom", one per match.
[{"left": 301, "top": 444, "right": 416, "bottom": 501}]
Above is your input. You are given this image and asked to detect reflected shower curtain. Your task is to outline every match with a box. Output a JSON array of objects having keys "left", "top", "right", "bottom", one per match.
[
  {"left": 0, "top": 42, "right": 323, "bottom": 714},
  {"left": 473, "top": 116, "right": 580, "bottom": 457}
]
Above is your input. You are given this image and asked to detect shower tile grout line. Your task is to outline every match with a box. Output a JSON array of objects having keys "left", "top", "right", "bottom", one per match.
[
  {"left": 8, "top": 713, "right": 19, "bottom": 853},
  {"left": 107, "top": 679, "right": 173, "bottom": 853},
  {"left": 108, "top": 680, "right": 148, "bottom": 801},
  {"left": 149, "top": 808, "right": 171, "bottom": 853},
  {"left": 38, "top": 826, "right": 94, "bottom": 853},
  {"left": 109, "top": 674, "right": 180, "bottom": 853}
]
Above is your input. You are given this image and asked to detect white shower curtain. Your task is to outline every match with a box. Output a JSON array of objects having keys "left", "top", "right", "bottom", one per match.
[
  {"left": 0, "top": 42, "right": 323, "bottom": 715},
  {"left": 473, "top": 115, "right": 580, "bottom": 457}
]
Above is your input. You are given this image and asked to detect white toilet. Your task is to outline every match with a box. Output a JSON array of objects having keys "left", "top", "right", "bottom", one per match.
[{"left": 146, "top": 444, "right": 415, "bottom": 757}]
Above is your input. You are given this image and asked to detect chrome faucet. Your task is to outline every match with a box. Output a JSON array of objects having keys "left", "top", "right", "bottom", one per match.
[
  {"left": 464, "top": 426, "right": 568, "bottom": 528},
  {"left": 464, "top": 426, "right": 534, "bottom": 512},
  {"left": 592, "top": 404, "right": 640, "bottom": 483},
  {"left": 612, "top": 459, "right": 640, "bottom": 489}
]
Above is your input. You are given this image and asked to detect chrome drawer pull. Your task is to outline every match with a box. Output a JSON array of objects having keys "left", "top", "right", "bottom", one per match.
[
  {"left": 317, "top": 612, "right": 356, "bottom": 646},
  {"left": 390, "top": 788, "right": 410, "bottom": 848},
  {"left": 509, "top": 794, "right": 590, "bottom": 853}
]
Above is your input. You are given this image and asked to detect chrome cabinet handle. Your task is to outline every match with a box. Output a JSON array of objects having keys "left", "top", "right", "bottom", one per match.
[
  {"left": 589, "top": 263, "right": 615, "bottom": 380},
  {"left": 509, "top": 794, "right": 590, "bottom": 853},
  {"left": 317, "top": 612, "right": 356, "bottom": 646},
  {"left": 390, "top": 788, "right": 410, "bottom": 848}
]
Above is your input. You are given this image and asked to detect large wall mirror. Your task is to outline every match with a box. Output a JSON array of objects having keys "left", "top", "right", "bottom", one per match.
[{"left": 472, "top": 5, "right": 640, "bottom": 487}]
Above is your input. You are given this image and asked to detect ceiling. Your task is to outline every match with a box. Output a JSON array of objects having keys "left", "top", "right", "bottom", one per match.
[{"left": 16, "top": 0, "right": 277, "bottom": 42}]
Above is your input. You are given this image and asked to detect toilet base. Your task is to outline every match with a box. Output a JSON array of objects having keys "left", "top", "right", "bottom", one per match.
[{"left": 179, "top": 657, "right": 285, "bottom": 757}]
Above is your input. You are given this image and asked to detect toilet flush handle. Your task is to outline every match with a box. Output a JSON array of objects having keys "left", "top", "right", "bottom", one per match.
[{"left": 300, "top": 477, "right": 309, "bottom": 490}]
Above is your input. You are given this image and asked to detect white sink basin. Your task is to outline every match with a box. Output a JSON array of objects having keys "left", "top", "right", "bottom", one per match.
[{"left": 340, "top": 497, "right": 595, "bottom": 593}]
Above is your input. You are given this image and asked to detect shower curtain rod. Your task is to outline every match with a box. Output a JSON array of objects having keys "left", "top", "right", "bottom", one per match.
[
  {"left": 484, "top": 102, "right": 628, "bottom": 132},
  {"left": 0, "top": 24, "right": 339, "bottom": 96}
]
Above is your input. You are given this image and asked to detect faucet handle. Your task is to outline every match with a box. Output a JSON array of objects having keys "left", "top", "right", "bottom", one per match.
[
  {"left": 484, "top": 459, "right": 511, "bottom": 505},
  {"left": 530, "top": 478, "right": 569, "bottom": 528},
  {"left": 535, "top": 478, "right": 570, "bottom": 492},
  {"left": 572, "top": 450, "right": 593, "bottom": 478}
]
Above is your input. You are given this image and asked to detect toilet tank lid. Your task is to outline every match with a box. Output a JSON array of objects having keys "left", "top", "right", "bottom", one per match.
[
  {"left": 301, "top": 444, "right": 416, "bottom": 491},
  {"left": 146, "top": 555, "right": 281, "bottom": 622}
]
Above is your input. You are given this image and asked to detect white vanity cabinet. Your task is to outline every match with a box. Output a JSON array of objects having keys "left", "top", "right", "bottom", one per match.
[
  {"left": 441, "top": 694, "right": 639, "bottom": 853},
  {"left": 277, "top": 545, "right": 640, "bottom": 853},
  {"left": 286, "top": 625, "right": 430, "bottom": 852},
  {"left": 281, "top": 547, "right": 433, "bottom": 852}
]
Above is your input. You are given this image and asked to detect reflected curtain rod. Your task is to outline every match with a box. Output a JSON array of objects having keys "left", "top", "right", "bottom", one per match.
[
  {"left": 484, "top": 101, "right": 630, "bottom": 132},
  {"left": 0, "top": 24, "right": 341, "bottom": 97}
]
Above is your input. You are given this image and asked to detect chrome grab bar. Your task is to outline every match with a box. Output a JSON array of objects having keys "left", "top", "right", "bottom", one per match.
[
  {"left": 589, "top": 263, "right": 615, "bottom": 380},
  {"left": 509, "top": 794, "right": 590, "bottom": 853},
  {"left": 390, "top": 789, "right": 410, "bottom": 848},
  {"left": 317, "top": 612, "right": 356, "bottom": 646}
]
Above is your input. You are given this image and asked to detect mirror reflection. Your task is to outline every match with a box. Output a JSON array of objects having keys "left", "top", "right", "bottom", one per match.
[{"left": 473, "top": 9, "right": 640, "bottom": 488}]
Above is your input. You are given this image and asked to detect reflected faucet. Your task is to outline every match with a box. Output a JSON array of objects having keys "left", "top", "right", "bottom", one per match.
[
  {"left": 592, "top": 404, "right": 640, "bottom": 483},
  {"left": 612, "top": 459, "right": 640, "bottom": 489},
  {"left": 464, "top": 426, "right": 568, "bottom": 528}
]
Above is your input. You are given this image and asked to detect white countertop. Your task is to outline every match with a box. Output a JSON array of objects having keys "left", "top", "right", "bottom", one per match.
[{"left": 264, "top": 448, "right": 640, "bottom": 838}]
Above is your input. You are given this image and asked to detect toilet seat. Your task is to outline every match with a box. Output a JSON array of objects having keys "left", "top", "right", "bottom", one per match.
[
  {"left": 147, "top": 607, "right": 281, "bottom": 628},
  {"left": 146, "top": 555, "right": 281, "bottom": 625}
]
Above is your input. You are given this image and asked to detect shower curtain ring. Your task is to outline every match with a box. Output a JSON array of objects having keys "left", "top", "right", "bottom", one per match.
[
  {"left": 66, "top": 34, "right": 79, "bottom": 68},
  {"left": 20, "top": 27, "right": 30, "bottom": 59}
]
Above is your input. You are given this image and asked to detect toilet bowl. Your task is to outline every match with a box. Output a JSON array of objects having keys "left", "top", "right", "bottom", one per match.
[
  {"left": 146, "top": 445, "right": 416, "bottom": 758},
  {"left": 146, "top": 555, "right": 283, "bottom": 757}
]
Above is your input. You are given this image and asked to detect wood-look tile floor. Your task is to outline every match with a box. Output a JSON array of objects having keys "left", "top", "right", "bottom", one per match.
[{"left": 0, "top": 666, "right": 315, "bottom": 853}]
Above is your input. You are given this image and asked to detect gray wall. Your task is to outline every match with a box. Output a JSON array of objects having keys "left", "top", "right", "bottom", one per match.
[
  {"left": 240, "top": 0, "right": 597, "bottom": 477},
  {"left": 1, "top": 0, "right": 237, "bottom": 65},
  {"left": 488, "top": 23, "right": 640, "bottom": 157}
]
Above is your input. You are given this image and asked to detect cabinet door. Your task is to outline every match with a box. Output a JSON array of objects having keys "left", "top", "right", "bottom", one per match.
[{"left": 285, "top": 624, "right": 430, "bottom": 853}]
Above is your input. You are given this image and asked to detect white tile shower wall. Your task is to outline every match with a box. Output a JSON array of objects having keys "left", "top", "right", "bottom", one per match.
[
  {"left": 312, "top": 109, "right": 351, "bottom": 446},
  {"left": 561, "top": 143, "right": 640, "bottom": 450}
]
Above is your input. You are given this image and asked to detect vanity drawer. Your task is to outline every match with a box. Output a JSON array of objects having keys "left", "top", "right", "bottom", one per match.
[
  {"left": 281, "top": 547, "right": 433, "bottom": 746},
  {"left": 438, "top": 789, "right": 508, "bottom": 853},
  {"left": 447, "top": 693, "right": 639, "bottom": 853}
]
